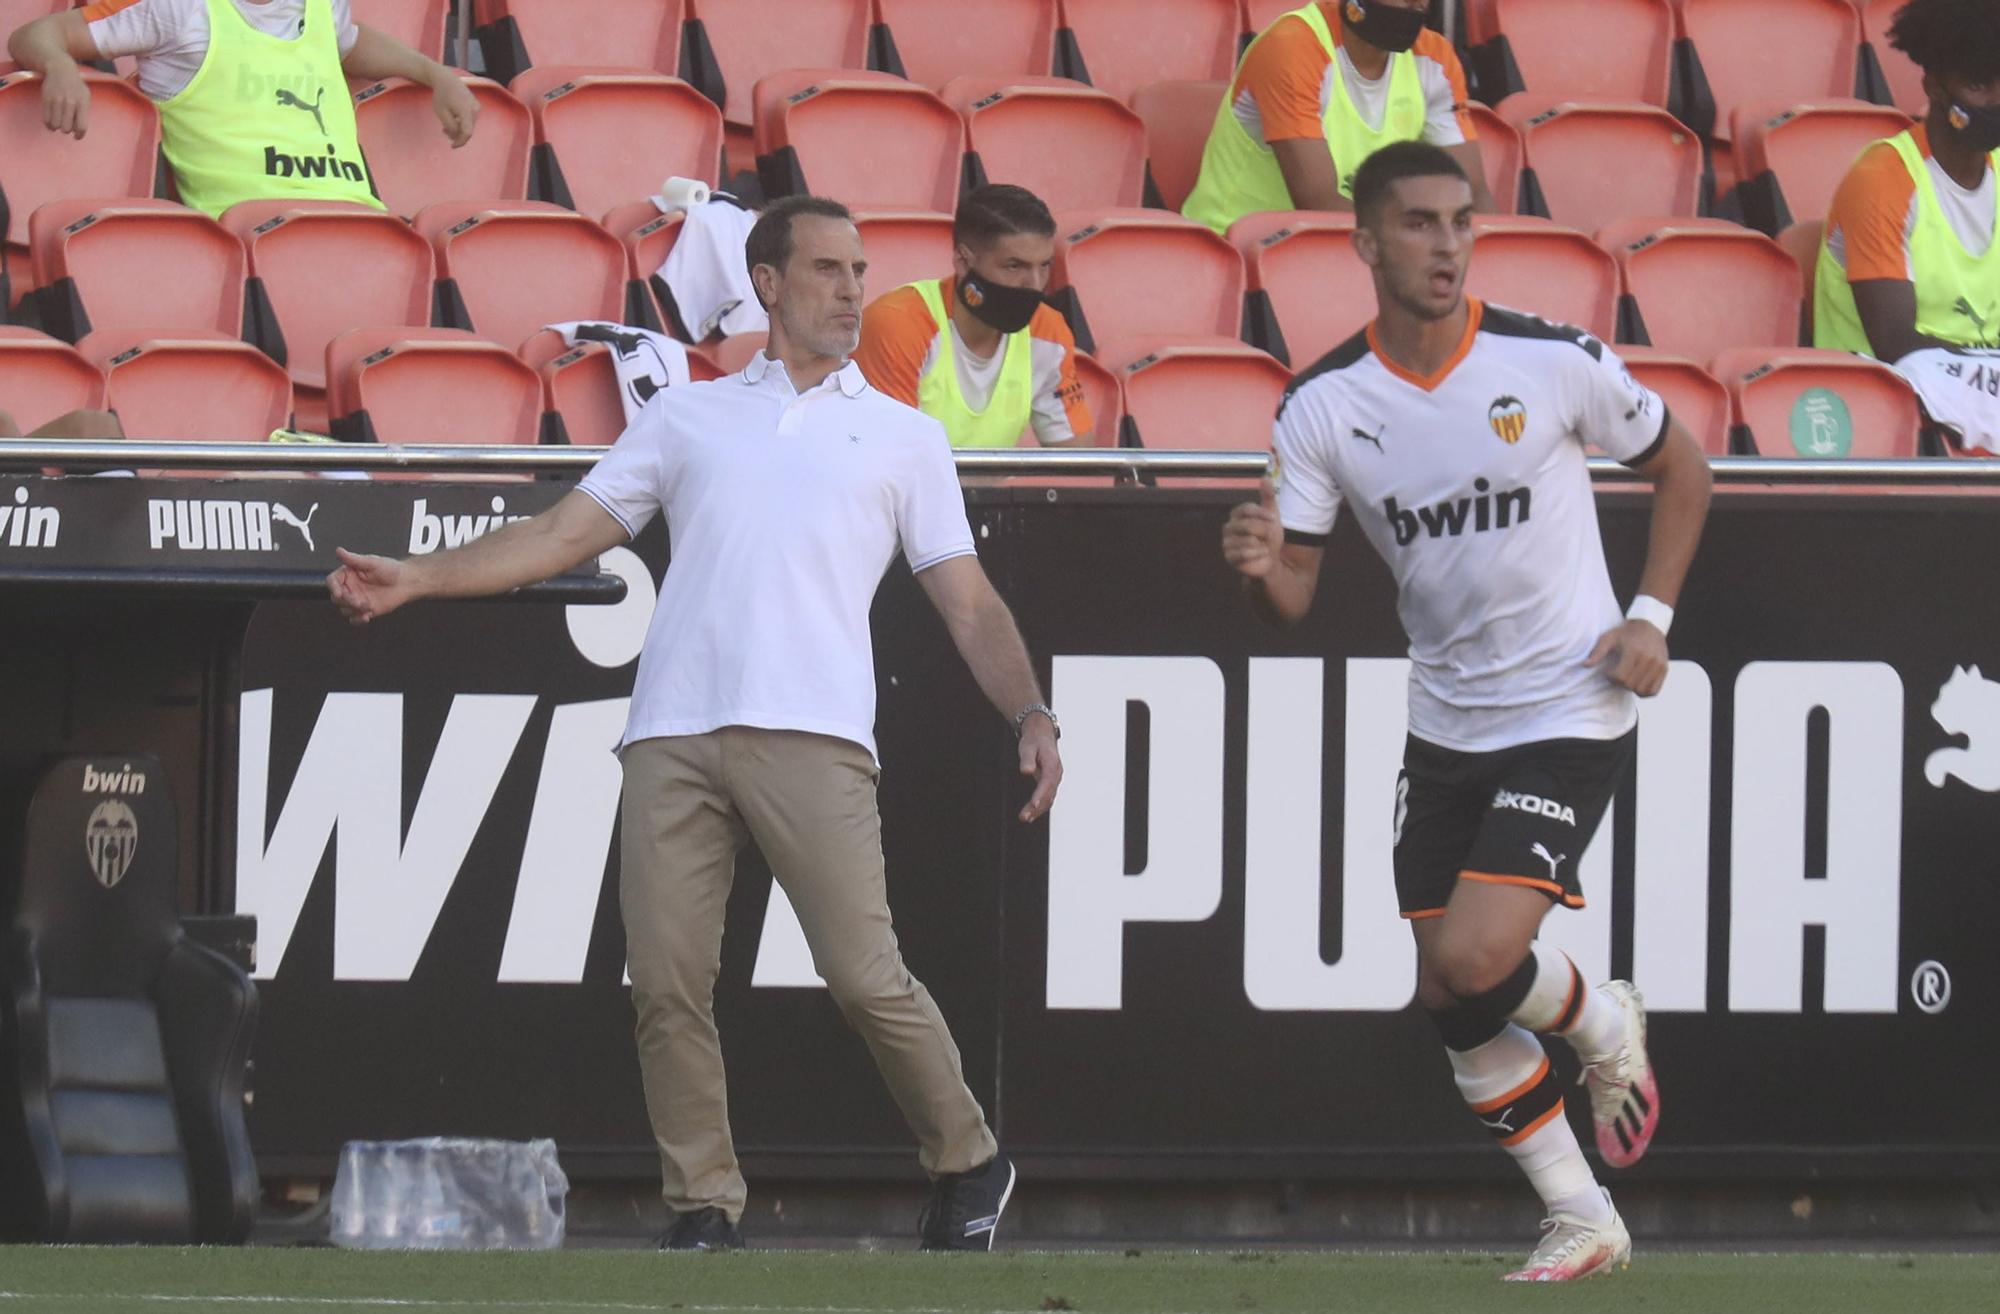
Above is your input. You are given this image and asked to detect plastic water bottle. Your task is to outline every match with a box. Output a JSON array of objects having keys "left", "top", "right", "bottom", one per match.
[{"left": 328, "top": 1138, "right": 568, "bottom": 1250}]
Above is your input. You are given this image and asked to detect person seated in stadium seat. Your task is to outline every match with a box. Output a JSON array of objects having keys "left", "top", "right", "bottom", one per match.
[
  {"left": 1816, "top": 0, "right": 1999, "bottom": 362},
  {"left": 1183, "top": 0, "right": 1493, "bottom": 235},
  {"left": 853, "top": 185, "right": 1093, "bottom": 448},
  {"left": 0, "top": 408, "right": 125, "bottom": 439},
  {"left": 7, "top": 0, "right": 478, "bottom": 218}
]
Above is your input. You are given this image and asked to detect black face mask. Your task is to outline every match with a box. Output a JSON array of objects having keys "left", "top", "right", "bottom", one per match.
[
  {"left": 1945, "top": 101, "right": 2000, "bottom": 155},
  {"left": 957, "top": 271, "right": 1043, "bottom": 335},
  {"left": 1340, "top": 0, "right": 1427, "bottom": 54}
]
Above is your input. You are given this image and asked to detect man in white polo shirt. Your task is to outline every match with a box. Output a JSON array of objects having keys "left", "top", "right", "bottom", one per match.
[{"left": 325, "top": 195, "right": 1062, "bottom": 1254}]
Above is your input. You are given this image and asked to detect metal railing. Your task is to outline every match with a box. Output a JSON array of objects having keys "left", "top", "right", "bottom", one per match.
[{"left": 0, "top": 441, "right": 1996, "bottom": 484}]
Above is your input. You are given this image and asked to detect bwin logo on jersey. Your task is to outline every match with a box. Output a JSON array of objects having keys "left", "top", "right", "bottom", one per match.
[
  {"left": 1488, "top": 395, "right": 1529, "bottom": 443},
  {"left": 1495, "top": 789, "right": 1577, "bottom": 825},
  {"left": 1384, "top": 479, "right": 1531, "bottom": 546}
]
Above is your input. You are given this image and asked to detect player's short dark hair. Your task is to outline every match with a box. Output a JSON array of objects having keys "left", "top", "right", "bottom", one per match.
[
  {"left": 1888, "top": 0, "right": 2000, "bottom": 85},
  {"left": 1351, "top": 141, "right": 1471, "bottom": 227},
  {"left": 744, "top": 195, "right": 854, "bottom": 298},
  {"left": 953, "top": 184, "right": 1057, "bottom": 250}
]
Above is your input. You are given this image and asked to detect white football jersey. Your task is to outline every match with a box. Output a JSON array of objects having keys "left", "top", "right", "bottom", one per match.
[{"left": 1275, "top": 300, "right": 1671, "bottom": 753}]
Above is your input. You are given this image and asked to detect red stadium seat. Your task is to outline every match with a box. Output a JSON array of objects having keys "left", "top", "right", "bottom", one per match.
[
  {"left": 1483, "top": 0, "right": 1675, "bottom": 107},
  {"left": 685, "top": 0, "right": 872, "bottom": 170},
  {"left": 1676, "top": 0, "right": 1863, "bottom": 142},
  {"left": 1227, "top": 212, "right": 1368, "bottom": 369},
  {"left": 220, "top": 200, "right": 435, "bottom": 430},
  {"left": 415, "top": 202, "right": 632, "bottom": 355},
  {"left": 1729, "top": 98, "right": 1911, "bottom": 234},
  {"left": 878, "top": 0, "right": 1060, "bottom": 87},
  {"left": 1616, "top": 345, "right": 1732, "bottom": 456},
  {"left": 753, "top": 70, "right": 965, "bottom": 211},
  {"left": 511, "top": 67, "right": 723, "bottom": 217},
  {"left": 852, "top": 211, "right": 955, "bottom": 304},
  {"left": 0, "top": 326, "right": 106, "bottom": 432},
  {"left": 945, "top": 76, "right": 1148, "bottom": 211},
  {"left": 520, "top": 330, "right": 627, "bottom": 447},
  {"left": 0, "top": 71, "right": 160, "bottom": 279},
  {"left": 604, "top": 202, "right": 685, "bottom": 335},
  {"left": 1058, "top": 0, "right": 1240, "bottom": 104},
  {"left": 327, "top": 327, "right": 542, "bottom": 445},
  {"left": 1111, "top": 335, "right": 1289, "bottom": 451},
  {"left": 1467, "top": 215, "right": 1621, "bottom": 342},
  {"left": 1462, "top": 0, "right": 1501, "bottom": 46},
  {"left": 28, "top": 199, "right": 244, "bottom": 343},
  {"left": 1465, "top": 101, "right": 1522, "bottom": 215},
  {"left": 1067, "top": 350, "right": 1124, "bottom": 445},
  {"left": 712, "top": 332, "right": 769, "bottom": 374},
  {"left": 1051, "top": 207, "right": 1245, "bottom": 360},
  {"left": 1861, "top": 0, "right": 1925, "bottom": 117},
  {"left": 1500, "top": 95, "right": 1702, "bottom": 235},
  {"left": 80, "top": 329, "right": 292, "bottom": 443},
  {"left": 1599, "top": 217, "right": 1804, "bottom": 354},
  {"left": 351, "top": 0, "right": 451, "bottom": 62},
  {"left": 1710, "top": 346, "right": 1921, "bottom": 458},
  {"left": 471, "top": 0, "right": 685, "bottom": 84},
  {"left": 1776, "top": 219, "right": 1824, "bottom": 340},
  {"left": 1130, "top": 79, "right": 1227, "bottom": 213},
  {"left": 354, "top": 75, "right": 533, "bottom": 215},
  {"left": 685, "top": 343, "right": 726, "bottom": 381},
  {"left": 1239, "top": 0, "right": 1297, "bottom": 38}
]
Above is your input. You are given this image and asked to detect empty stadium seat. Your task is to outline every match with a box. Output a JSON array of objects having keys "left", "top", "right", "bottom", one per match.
[
  {"left": 0, "top": 71, "right": 160, "bottom": 270},
  {"left": 415, "top": 202, "right": 634, "bottom": 354},
  {"left": 354, "top": 75, "right": 533, "bottom": 216},
  {"left": 1228, "top": 212, "right": 1368, "bottom": 369},
  {"left": 0, "top": 327, "right": 106, "bottom": 431},
  {"left": 472, "top": 0, "right": 685, "bottom": 85},
  {"left": 711, "top": 331, "right": 769, "bottom": 374},
  {"left": 1861, "top": 0, "right": 1925, "bottom": 117},
  {"left": 1467, "top": 215, "right": 1621, "bottom": 341},
  {"left": 1729, "top": 99, "right": 1911, "bottom": 234},
  {"left": 1710, "top": 346, "right": 1921, "bottom": 458},
  {"left": 604, "top": 202, "right": 686, "bottom": 334},
  {"left": 1051, "top": 208, "right": 1245, "bottom": 359},
  {"left": 520, "top": 329, "right": 627, "bottom": 447},
  {"left": 1466, "top": 101, "right": 1522, "bottom": 215},
  {"left": 351, "top": 0, "right": 451, "bottom": 62},
  {"left": 1599, "top": 216, "right": 1804, "bottom": 354},
  {"left": 878, "top": 0, "right": 1060, "bottom": 87},
  {"left": 1616, "top": 345, "right": 1733, "bottom": 456},
  {"left": 221, "top": 200, "right": 435, "bottom": 429},
  {"left": 512, "top": 67, "right": 723, "bottom": 217},
  {"left": 28, "top": 200, "right": 245, "bottom": 344},
  {"left": 852, "top": 211, "right": 955, "bottom": 303},
  {"left": 946, "top": 76, "right": 1148, "bottom": 211},
  {"left": 1111, "top": 335, "right": 1289, "bottom": 451},
  {"left": 1058, "top": 0, "right": 1240, "bottom": 104},
  {"left": 1676, "top": 0, "right": 1863, "bottom": 142},
  {"left": 684, "top": 0, "right": 873, "bottom": 173},
  {"left": 1130, "top": 79, "right": 1227, "bottom": 212},
  {"left": 1478, "top": 0, "right": 1675, "bottom": 107},
  {"left": 326, "top": 327, "right": 542, "bottom": 445},
  {"left": 753, "top": 70, "right": 965, "bottom": 211},
  {"left": 80, "top": 330, "right": 292, "bottom": 442},
  {"left": 1500, "top": 95, "right": 1702, "bottom": 235}
]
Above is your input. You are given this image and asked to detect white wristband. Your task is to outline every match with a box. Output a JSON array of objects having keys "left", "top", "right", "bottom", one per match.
[{"left": 1626, "top": 594, "right": 1674, "bottom": 636}]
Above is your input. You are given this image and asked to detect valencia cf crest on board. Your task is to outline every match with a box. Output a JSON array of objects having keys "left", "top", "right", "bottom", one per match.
[{"left": 1488, "top": 396, "right": 1528, "bottom": 444}]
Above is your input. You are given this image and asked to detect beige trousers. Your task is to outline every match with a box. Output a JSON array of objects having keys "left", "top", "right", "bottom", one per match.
[{"left": 618, "top": 727, "right": 997, "bottom": 1222}]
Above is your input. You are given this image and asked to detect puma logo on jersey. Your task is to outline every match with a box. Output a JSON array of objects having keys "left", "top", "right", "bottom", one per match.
[
  {"left": 1351, "top": 424, "right": 1386, "bottom": 453},
  {"left": 1384, "top": 479, "right": 1531, "bottom": 547}
]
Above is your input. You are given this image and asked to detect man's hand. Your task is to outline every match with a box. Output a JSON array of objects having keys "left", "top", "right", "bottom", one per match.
[
  {"left": 1017, "top": 718, "right": 1062, "bottom": 823},
  {"left": 1222, "top": 478, "right": 1285, "bottom": 578},
  {"left": 40, "top": 65, "right": 91, "bottom": 139},
  {"left": 431, "top": 73, "right": 479, "bottom": 147},
  {"left": 1587, "top": 618, "right": 1669, "bottom": 697},
  {"left": 327, "top": 547, "right": 418, "bottom": 624}
]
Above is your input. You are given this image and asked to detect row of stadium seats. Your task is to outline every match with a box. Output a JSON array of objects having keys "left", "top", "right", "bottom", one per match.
[{"left": 0, "top": 316, "right": 1931, "bottom": 461}]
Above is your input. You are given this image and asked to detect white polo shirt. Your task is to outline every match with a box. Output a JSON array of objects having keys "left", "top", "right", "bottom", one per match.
[{"left": 577, "top": 352, "right": 976, "bottom": 762}]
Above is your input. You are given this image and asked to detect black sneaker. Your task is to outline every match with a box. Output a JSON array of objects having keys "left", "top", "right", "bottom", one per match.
[
  {"left": 918, "top": 1153, "right": 1016, "bottom": 1251},
  {"left": 660, "top": 1206, "right": 743, "bottom": 1251}
]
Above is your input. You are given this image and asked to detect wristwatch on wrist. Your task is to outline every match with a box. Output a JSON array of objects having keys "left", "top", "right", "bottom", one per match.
[{"left": 1013, "top": 703, "right": 1060, "bottom": 739}]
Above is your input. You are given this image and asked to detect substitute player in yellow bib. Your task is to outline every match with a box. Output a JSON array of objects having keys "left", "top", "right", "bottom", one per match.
[
  {"left": 1224, "top": 143, "right": 1712, "bottom": 1282},
  {"left": 1183, "top": 0, "right": 1493, "bottom": 235}
]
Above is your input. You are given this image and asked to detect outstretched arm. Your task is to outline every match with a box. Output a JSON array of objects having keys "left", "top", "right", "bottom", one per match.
[
  {"left": 327, "top": 490, "right": 628, "bottom": 623},
  {"left": 1586, "top": 418, "right": 1712, "bottom": 696},
  {"left": 916, "top": 555, "right": 1062, "bottom": 823}
]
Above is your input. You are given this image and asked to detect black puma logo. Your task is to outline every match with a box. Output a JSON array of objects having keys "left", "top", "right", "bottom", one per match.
[
  {"left": 275, "top": 86, "right": 327, "bottom": 137},
  {"left": 1351, "top": 424, "right": 1386, "bottom": 453},
  {"left": 1955, "top": 297, "right": 1989, "bottom": 334}
]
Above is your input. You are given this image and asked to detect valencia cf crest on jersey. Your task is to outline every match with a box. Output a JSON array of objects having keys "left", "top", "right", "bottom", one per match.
[{"left": 1488, "top": 396, "right": 1528, "bottom": 444}]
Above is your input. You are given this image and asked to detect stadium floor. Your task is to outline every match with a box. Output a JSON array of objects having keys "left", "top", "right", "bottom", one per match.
[{"left": 0, "top": 1249, "right": 1996, "bottom": 1314}]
